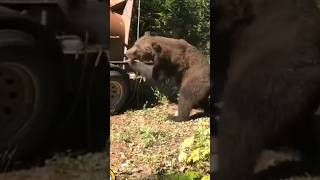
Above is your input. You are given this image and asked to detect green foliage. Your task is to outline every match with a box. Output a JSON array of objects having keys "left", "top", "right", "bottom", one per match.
[
  {"left": 130, "top": 0, "right": 210, "bottom": 55},
  {"left": 201, "top": 175, "right": 210, "bottom": 180},
  {"left": 120, "top": 133, "right": 131, "bottom": 143},
  {"left": 138, "top": 127, "right": 160, "bottom": 148},
  {"left": 185, "top": 171, "right": 203, "bottom": 179},
  {"left": 151, "top": 87, "right": 169, "bottom": 105},
  {"left": 178, "top": 119, "right": 210, "bottom": 164}
]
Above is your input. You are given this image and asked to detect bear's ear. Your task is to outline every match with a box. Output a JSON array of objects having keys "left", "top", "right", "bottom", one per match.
[
  {"left": 144, "top": 31, "right": 151, "bottom": 36},
  {"left": 151, "top": 42, "right": 161, "bottom": 53}
]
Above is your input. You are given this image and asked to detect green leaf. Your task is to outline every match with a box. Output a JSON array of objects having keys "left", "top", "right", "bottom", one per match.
[
  {"left": 201, "top": 175, "right": 210, "bottom": 180},
  {"left": 187, "top": 148, "right": 201, "bottom": 163}
]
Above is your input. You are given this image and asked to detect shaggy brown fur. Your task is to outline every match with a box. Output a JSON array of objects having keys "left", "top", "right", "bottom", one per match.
[
  {"left": 215, "top": 0, "right": 320, "bottom": 179},
  {"left": 126, "top": 32, "right": 210, "bottom": 121}
]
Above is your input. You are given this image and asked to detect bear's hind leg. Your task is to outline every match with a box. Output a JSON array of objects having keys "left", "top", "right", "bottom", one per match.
[{"left": 175, "top": 95, "right": 193, "bottom": 121}]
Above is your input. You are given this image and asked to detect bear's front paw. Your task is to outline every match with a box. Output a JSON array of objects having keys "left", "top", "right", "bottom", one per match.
[
  {"left": 171, "top": 114, "right": 189, "bottom": 122},
  {"left": 171, "top": 116, "right": 184, "bottom": 122}
]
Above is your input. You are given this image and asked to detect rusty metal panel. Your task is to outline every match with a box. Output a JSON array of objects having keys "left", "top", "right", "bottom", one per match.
[
  {"left": 110, "top": 0, "right": 134, "bottom": 62},
  {"left": 110, "top": 0, "right": 125, "bottom": 8}
]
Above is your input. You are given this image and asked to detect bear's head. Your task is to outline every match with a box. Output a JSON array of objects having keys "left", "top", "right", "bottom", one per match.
[
  {"left": 150, "top": 42, "right": 179, "bottom": 81},
  {"left": 126, "top": 31, "right": 156, "bottom": 62}
]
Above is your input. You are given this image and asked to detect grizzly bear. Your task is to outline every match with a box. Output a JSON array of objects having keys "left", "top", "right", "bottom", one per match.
[
  {"left": 126, "top": 32, "right": 210, "bottom": 121},
  {"left": 215, "top": 0, "right": 320, "bottom": 179}
]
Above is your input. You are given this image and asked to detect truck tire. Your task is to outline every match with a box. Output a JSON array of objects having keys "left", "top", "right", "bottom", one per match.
[
  {"left": 110, "top": 70, "right": 129, "bottom": 114},
  {"left": 0, "top": 30, "right": 63, "bottom": 161}
]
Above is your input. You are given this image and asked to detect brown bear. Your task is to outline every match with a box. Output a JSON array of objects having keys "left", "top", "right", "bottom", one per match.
[
  {"left": 126, "top": 32, "right": 210, "bottom": 121},
  {"left": 215, "top": 0, "right": 320, "bottom": 179}
]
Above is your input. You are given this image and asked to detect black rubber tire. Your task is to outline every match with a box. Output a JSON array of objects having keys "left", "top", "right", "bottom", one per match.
[
  {"left": 110, "top": 70, "right": 129, "bottom": 114},
  {"left": 0, "top": 30, "right": 63, "bottom": 161}
]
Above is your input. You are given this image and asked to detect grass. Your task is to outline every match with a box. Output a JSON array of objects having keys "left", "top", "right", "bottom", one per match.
[{"left": 138, "top": 127, "right": 162, "bottom": 148}]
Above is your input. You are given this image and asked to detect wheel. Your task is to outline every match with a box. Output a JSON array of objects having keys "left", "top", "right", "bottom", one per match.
[
  {"left": 0, "top": 29, "right": 63, "bottom": 161},
  {"left": 110, "top": 70, "right": 129, "bottom": 114}
]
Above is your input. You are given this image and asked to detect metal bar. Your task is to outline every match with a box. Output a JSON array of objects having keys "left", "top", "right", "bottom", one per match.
[
  {"left": 109, "top": 60, "right": 153, "bottom": 64},
  {"left": 109, "top": 61, "right": 129, "bottom": 64},
  {"left": 137, "top": 0, "right": 140, "bottom": 39}
]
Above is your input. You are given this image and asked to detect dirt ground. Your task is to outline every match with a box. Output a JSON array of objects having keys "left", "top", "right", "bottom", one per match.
[
  {"left": 0, "top": 152, "right": 107, "bottom": 180},
  {"left": 110, "top": 102, "right": 210, "bottom": 179}
]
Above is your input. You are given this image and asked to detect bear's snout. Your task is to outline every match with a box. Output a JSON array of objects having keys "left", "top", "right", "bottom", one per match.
[{"left": 125, "top": 47, "right": 138, "bottom": 60}]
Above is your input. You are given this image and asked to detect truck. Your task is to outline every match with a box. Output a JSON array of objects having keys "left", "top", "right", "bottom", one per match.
[
  {"left": 0, "top": 0, "right": 139, "bottom": 162},
  {"left": 0, "top": 0, "right": 109, "bottom": 161}
]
